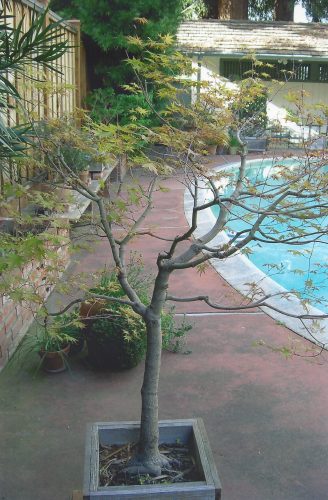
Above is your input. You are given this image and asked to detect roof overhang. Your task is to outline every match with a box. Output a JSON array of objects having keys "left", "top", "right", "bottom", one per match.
[{"left": 179, "top": 49, "right": 328, "bottom": 62}]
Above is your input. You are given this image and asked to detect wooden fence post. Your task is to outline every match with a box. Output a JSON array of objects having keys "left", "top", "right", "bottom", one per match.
[{"left": 68, "top": 19, "right": 83, "bottom": 110}]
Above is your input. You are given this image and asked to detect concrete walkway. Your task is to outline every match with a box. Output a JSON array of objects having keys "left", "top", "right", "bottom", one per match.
[{"left": 1, "top": 156, "right": 328, "bottom": 499}]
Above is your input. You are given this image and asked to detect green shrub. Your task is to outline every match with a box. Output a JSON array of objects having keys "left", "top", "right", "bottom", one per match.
[
  {"left": 85, "top": 262, "right": 192, "bottom": 370},
  {"left": 161, "top": 309, "right": 192, "bottom": 353},
  {"left": 86, "top": 305, "right": 147, "bottom": 370}
]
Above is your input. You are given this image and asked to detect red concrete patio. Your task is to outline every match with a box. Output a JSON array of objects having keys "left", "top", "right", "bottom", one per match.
[{"left": 0, "top": 155, "right": 328, "bottom": 499}]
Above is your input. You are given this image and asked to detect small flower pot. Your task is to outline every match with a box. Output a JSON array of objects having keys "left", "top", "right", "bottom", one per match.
[
  {"left": 79, "top": 170, "right": 90, "bottom": 185},
  {"left": 204, "top": 144, "right": 217, "bottom": 155},
  {"left": 39, "top": 344, "right": 70, "bottom": 373},
  {"left": 83, "top": 419, "right": 221, "bottom": 499}
]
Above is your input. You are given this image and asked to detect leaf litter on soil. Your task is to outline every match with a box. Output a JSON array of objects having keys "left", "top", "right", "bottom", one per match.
[{"left": 99, "top": 441, "right": 204, "bottom": 487}]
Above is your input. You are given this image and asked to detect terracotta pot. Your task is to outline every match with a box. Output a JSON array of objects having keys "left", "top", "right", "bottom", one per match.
[
  {"left": 204, "top": 144, "right": 217, "bottom": 155},
  {"left": 39, "top": 344, "right": 70, "bottom": 373},
  {"left": 79, "top": 170, "right": 90, "bottom": 185},
  {"left": 80, "top": 300, "right": 107, "bottom": 319}
]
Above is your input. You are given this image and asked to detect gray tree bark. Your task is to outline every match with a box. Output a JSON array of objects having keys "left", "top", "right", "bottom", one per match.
[
  {"left": 126, "top": 268, "right": 171, "bottom": 474},
  {"left": 274, "top": 0, "right": 295, "bottom": 21},
  {"left": 218, "top": 0, "right": 248, "bottom": 19}
]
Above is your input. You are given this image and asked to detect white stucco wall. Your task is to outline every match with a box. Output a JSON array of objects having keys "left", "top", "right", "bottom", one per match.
[{"left": 193, "top": 55, "right": 328, "bottom": 134}]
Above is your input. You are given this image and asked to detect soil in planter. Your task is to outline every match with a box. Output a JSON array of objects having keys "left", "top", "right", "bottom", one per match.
[{"left": 99, "top": 442, "right": 204, "bottom": 487}]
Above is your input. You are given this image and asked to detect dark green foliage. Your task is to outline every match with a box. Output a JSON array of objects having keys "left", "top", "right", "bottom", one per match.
[
  {"left": 239, "top": 89, "right": 268, "bottom": 136},
  {"left": 50, "top": 0, "right": 183, "bottom": 125},
  {"left": 303, "top": 0, "right": 328, "bottom": 21},
  {"left": 51, "top": 0, "right": 182, "bottom": 51},
  {"left": 248, "top": 0, "right": 328, "bottom": 21},
  {"left": 86, "top": 308, "right": 147, "bottom": 371},
  {"left": 86, "top": 88, "right": 157, "bottom": 127}
]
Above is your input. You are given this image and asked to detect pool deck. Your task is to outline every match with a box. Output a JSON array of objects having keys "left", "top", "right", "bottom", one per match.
[{"left": 1, "top": 153, "right": 328, "bottom": 499}]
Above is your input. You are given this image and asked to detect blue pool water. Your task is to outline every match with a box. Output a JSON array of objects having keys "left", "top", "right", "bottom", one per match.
[{"left": 211, "top": 158, "right": 328, "bottom": 312}]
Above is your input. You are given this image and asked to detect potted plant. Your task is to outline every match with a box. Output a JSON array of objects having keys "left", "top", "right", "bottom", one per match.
[
  {"left": 229, "top": 135, "right": 240, "bottom": 154},
  {"left": 36, "top": 119, "right": 94, "bottom": 186},
  {"left": 86, "top": 307, "right": 147, "bottom": 370},
  {"left": 53, "top": 311, "right": 85, "bottom": 357},
  {"left": 58, "top": 141, "right": 91, "bottom": 184},
  {"left": 84, "top": 419, "right": 221, "bottom": 499},
  {"left": 25, "top": 323, "right": 76, "bottom": 373},
  {"left": 81, "top": 270, "right": 191, "bottom": 371}
]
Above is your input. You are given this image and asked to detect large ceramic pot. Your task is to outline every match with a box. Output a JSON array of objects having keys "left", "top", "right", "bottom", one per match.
[
  {"left": 39, "top": 344, "right": 70, "bottom": 373},
  {"left": 80, "top": 300, "right": 107, "bottom": 320},
  {"left": 83, "top": 419, "right": 221, "bottom": 499}
]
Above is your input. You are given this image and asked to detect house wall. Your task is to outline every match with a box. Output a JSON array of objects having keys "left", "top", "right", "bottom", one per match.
[
  {"left": 0, "top": 226, "right": 70, "bottom": 371},
  {"left": 195, "top": 55, "right": 328, "bottom": 122},
  {"left": 0, "top": 0, "right": 88, "bottom": 194},
  {"left": 266, "top": 81, "right": 328, "bottom": 122}
]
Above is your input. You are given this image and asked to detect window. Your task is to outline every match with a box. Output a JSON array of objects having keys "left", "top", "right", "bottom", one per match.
[
  {"left": 319, "top": 64, "right": 328, "bottom": 82},
  {"left": 221, "top": 59, "right": 312, "bottom": 82}
]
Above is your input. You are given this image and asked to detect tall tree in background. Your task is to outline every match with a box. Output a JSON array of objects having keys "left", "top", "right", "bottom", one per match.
[
  {"left": 217, "top": 0, "right": 248, "bottom": 19},
  {"left": 201, "top": 0, "right": 328, "bottom": 20},
  {"left": 303, "top": 0, "right": 328, "bottom": 20},
  {"left": 274, "top": 0, "right": 294, "bottom": 20},
  {"left": 249, "top": 0, "right": 328, "bottom": 21}
]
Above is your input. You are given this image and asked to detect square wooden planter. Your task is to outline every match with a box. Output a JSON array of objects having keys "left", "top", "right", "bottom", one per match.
[{"left": 83, "top": 419, "right": 221, "bottom": 499}]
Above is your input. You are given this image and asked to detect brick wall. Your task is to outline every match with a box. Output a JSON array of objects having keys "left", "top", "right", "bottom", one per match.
[{"left": 0, "top": 227, "right": 70, "bottom": 371}]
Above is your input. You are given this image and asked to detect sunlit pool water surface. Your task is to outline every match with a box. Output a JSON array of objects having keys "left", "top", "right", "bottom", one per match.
[{"left": 211, "top": 158, "right": 328, "bottom": 312}]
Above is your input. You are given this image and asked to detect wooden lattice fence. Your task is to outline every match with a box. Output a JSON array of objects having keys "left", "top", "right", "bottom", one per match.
[
  {"left": 3, "top": 0, "right": 86, "bottom": 123},
  {"left": 0, "top": 0, "right": 87, "bottom": 192}
]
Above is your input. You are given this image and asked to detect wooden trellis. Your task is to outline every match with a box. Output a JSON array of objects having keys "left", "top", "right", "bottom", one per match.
[{"left": 0, "top": 0, "right": 87, "bottom": 192}]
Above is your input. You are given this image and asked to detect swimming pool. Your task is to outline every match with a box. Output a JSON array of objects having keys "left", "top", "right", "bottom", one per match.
[{"left": 211, "top": 158, "right": 328, "bottom": 313}]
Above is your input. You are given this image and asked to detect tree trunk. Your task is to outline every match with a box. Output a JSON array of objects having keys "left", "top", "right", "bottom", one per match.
[
  {"left": 274, "top": 0, "right": 294, "bottom": 21},
  {"left": 137, "top": 317, "right": 164, "bottom": 473},
  {"left": 204, "top": 0, "right": 218, "bottom": 18},
  {"left": 218, "top": 0, "right": 248, "bottom": 19},
  {"left": 126, "top": 268, "right": 171, "bottom": 475}
]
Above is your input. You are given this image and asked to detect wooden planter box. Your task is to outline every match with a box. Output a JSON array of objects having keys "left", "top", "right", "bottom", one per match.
[{"left": 83, "top": 419, "right": 221, "bottom": 499}]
